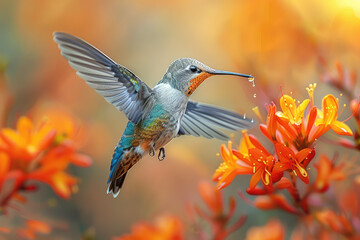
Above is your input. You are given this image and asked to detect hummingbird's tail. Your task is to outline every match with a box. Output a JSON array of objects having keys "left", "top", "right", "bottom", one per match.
[
  {"left": 107, "top": 145, "right": 143, "bottom": 198},
  {"left": 107, "top": 122, "right": 143, "bottom": 198}
]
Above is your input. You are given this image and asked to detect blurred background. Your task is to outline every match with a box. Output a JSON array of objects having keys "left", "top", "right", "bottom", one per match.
[{"left": 0, "top": 0, "right": 360, "bottom": 239}]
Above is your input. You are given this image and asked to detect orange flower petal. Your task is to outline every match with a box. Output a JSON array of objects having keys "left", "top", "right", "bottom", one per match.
[
  {"left": 27, "top": 220, "right": 51, "bottom": 234},
  {"left": 293, "top": 163, "right": 309, "bottom": 184},
  {"left": 245, "top": 219, "right": 285, "bottom": 240},
  {"left": 316, "top": 210, "right": 353, "bottom": 235},
  {"left": 275, "top": 143, "right": 294, "bottom": 164},
  {"left": 322, "top": 94, "right": 339, "bottom": 126},
  {"left": 259, "top": 124, "right": 272, "bottom": 141},
  {"left": 69, "top": 153, "right": 92, "bottom": 167},
  {"left": 271, "top": 194, "right": 300, "bottom": 214},
  {"left": 306, "top": 106, "right": 317, "bottom": 136},
  {"left": 266, "top": 104, "right": 277, "bottom": 140},
  {"left": 18, "top": 229, "right": 36, "bottom": 239},
  {"left": 254, "top": 196, "right": 277, "bottom": 210},
  {"left": 249, "top": 168, "right": 263, "bottom": 190},
  {"left": 297, "top": 99, "right": 310, "bottom": 119},
  {"left": 248, "top": 135, "right": 271, "bottom": 156},
  {"left": 49, "top": 172, "right": 78, "bottom": 199},
  {"left": 197, "top": 181, "right": 223, "bottom": 215},
  {"left": 0, "top": 227, "right": 11, "bottom": 234},
  {"left": 1, "top": 129, "right": 23, "bottom": 148},
  {"left": 314, "top": 155, "right": 345, "bottom": 192},
  {"left": 279, "top": 95, "right": 297, "bottom": 124},
  {"left": 239, "top": 131, "right": 255, "bottom": 156},
  {"left": 271, "top": 163, "right": 285, "bottom": 183},
  {"left": 220, "top": 144, "right": 231, "bottom": 161},
  {"left": 0, "top": 152, "right": 10, "bottom": 177},
  {"left": 17, "top": 116, "right": 33, "bottom": 142},
  {"left": 331, "top": 120, "right": 353, "bottom": 136},
  {"left": 114, "top": 215, "right": 184, "bottom": 240},
  {"left": 216, "top": 170, "right": 239, "bottom": 190},
  {"left": 31, "top": 127, "right": 56, "bottom": 152},
  {"left": 295, "top": 148, "right": 315, "bottom": 167}
]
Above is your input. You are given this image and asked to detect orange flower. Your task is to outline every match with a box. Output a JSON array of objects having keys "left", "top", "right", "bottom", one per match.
[
  {"left": 253, "top": 194, "right": 300, "bottom": 214},
  {"left": 245, "top": 219, "right": 285, "bottom": 240},
  {"left": 214, "top": 132, "right": 284, "bottom": 191},
  {"left": 113, "top": 215, "right": 184, "bottom": 240},
  {"left": 314, "top": 155, "right": 345, "bottom": 192},
  {"left": 213, "top": 141, "right": 252, "bottom": 190},
  {"left": 194, "top": 182, "right": 246, "bottom": 240},
  {"left": 18, "top": 220, "right": 51, "bottom": 240},
  {"left": 339, "top": 186, "right": 360, "bottom": 222},
  {"left": 0, "top": 115, "right": 91, "bottom": 207},
  {"left": 315, "top": 94, "right": 353, "bottom": 136},
  {"left": 197, "top": 181, "right": 223, "bottom": 215},
  {"left": 233, "top": 147, "right": 275, "bottom": 190},
  {"left": 0, "top": 116, "right": 56, "bottom": 161},
  {"left": 260, "top": 92, "right": 313, "bottom": 150},
  {"left": 275, "top": 144, "right": 315, "bottom": 184},
  {"left": 28, "top": 142, "right": 91, "bottom": 199},
  {"left": 260, "top": 104, "right": 278, "bottom": 141},
  {"left": 276, "top": 95, "right": 310, "bottom": 126},
  {"left": 315, "top": 210, "right": 353, "bottom": 236},
  {"left": 32, "top": 105, "right": 82, "bottom": 143},
  {"left": 259, "top": 86, "right": 354, "bottom": 151}
]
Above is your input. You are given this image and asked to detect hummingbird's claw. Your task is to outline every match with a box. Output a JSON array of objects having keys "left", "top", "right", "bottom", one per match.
[
  {"left": 158, "top": 147, "right": 165, "bottom": 161},
  {"left": 149, "top": 144, "right": 155, "bottom": 157}
]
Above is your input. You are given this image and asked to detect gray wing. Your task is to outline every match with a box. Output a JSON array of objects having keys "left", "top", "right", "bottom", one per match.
[
  {"left": 178, "top": 101, "right": 255, "bottom": 140},
  {"left": 53, "top": 32, "right": 153, "bottom": 124}
]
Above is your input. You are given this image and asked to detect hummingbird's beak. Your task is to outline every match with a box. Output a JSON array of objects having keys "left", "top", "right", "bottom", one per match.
[{"left": 211, "top": 70, "right": 254, "bottom": 79}]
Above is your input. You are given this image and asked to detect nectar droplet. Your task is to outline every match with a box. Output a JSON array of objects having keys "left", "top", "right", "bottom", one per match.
[
  {"left": 248, "top": 77, "right": 255, "bottom": 87},
  {"left": 253, "top": 93, "right": 256, "bottom": 98}
]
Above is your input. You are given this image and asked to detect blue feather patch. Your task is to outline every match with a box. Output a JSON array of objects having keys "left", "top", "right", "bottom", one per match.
[{"left": 108, "top": 122, "right": 135, "bottom": 182}]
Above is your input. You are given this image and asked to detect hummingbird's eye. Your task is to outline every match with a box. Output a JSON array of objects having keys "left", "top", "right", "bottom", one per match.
[{"left": 189, "top": 65, "right": 198, "bottom": 73}]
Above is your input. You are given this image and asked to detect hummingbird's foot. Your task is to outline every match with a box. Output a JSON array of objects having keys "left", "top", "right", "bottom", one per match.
[
  {"left": 149, "top": 144, "right": 155, "bottom": 157},
  {"left": 158, "top": 147, "right": 165, "bottom": 161}
]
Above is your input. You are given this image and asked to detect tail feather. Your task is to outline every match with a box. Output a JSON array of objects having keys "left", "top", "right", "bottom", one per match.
[
  {"left": 107, "top": 144, "right": 142, "bottom": 198},
  {"left": 107, "top": 121, "right": 139, "bottom": 198},
  {"left": 107, "top": 172, "right": 127, "bottom": 198}
]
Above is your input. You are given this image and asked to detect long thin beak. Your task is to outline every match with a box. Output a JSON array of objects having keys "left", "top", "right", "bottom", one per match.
[{"left": 211, "top": 70, "right": 253, "bottom": 79}]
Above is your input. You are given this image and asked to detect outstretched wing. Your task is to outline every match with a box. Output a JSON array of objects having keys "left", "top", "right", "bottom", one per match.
[
  {"left": 53, "top": 32, "right": 154, "bottom": 124},
  {"left": 178, "top": 101, "right": 254, "bottom": 140}
]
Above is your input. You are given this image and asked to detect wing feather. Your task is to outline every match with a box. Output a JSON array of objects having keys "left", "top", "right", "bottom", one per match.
[
  {"left": 179, "top": 101, "right": 254, "bottom": 140},
  {"left": 54, "top": 32, "right": 154, "bottom": 124}
]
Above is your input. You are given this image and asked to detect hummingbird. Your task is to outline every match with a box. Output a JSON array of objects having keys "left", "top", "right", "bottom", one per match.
[{"left": 53, "top": 32, "right": 255, "bottom": 197}]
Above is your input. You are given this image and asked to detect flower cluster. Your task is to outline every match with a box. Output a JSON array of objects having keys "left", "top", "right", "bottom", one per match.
[
  {"left": 112, "top": 215, "right": 185, "bottom": 240},
  {"left": 214, "top": 84, "right": 353, "bottom": 198},
  {"left": 0, "top": 57, "right": 93, "bottom": 239},
  {"left": 192, "top": 182, "right": 246, "bottom": 240},
  {"left": 320, "top": 63, "right": 360, "bottom": 151},
  {"left": 0, "top": 115, "right": 92, "bottom": 212},
  {"left": 245, "top": 219, "right": 285, "bottom": 240},
  {"left": 17, "top": 220, "right": 52, "bottom": 240},
  {"left": 0, "top": 219, "right": 51, "bottom": 240},
  {"left": 113, "top": 182, "right": 247, "bottom": 240}
]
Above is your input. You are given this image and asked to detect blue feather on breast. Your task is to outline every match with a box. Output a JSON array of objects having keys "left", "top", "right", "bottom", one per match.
[{"left": 142, "top": 104, "right": 168, "bottom": 128}]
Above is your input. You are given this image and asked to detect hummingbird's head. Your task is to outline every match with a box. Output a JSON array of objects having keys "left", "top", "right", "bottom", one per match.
[{"left": 160, "top": 58, "right": 253, "bottom": 96}]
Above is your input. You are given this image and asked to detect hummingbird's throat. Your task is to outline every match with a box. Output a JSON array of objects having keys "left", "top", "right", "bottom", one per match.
[{"left": 186, "top": 72, "right": 211, "bottom": 96}]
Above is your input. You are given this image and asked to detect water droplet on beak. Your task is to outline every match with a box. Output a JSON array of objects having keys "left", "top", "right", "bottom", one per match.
[{"left": 248, "top": 77, "right": 255, "bottom": 87}]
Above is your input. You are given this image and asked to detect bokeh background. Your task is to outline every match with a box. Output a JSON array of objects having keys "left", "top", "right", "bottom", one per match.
[{"left": 0, "top": 0, "right": 360, "bottom": 239}]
